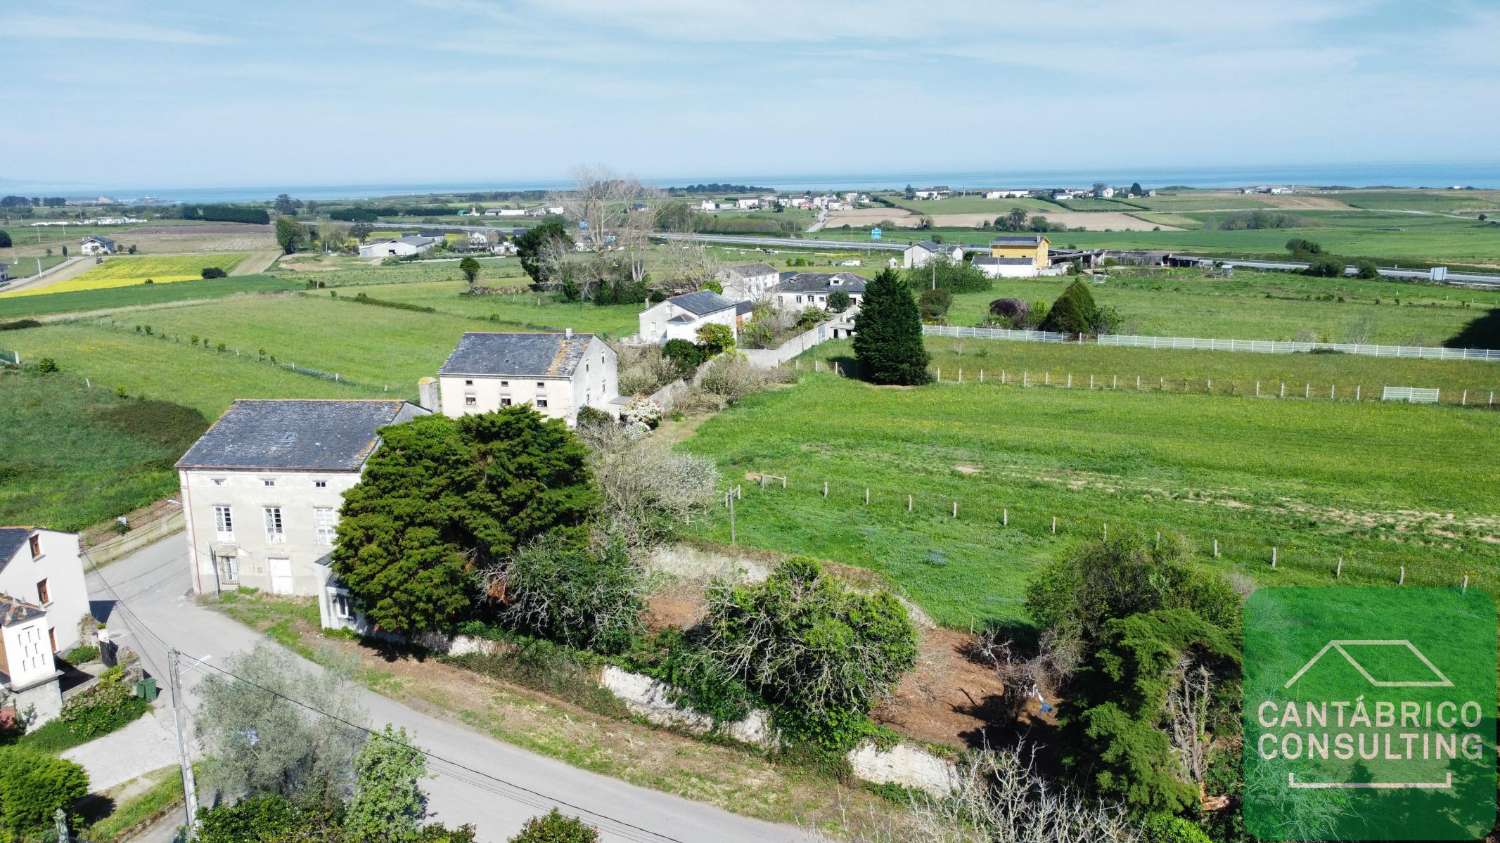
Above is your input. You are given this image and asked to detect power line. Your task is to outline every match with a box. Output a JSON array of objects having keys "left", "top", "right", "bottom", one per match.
[{"left": 191, "top": 657, "right": 684, "bottom": 843}]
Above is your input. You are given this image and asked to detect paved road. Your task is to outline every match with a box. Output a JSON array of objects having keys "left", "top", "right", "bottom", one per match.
[{"left": 87, "top": 537, "right": 815, "bottom": 843}]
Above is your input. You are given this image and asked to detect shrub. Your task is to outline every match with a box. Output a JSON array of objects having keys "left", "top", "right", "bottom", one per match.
[
  {"left": 703, "top": 557, "right": 917, "bottom": 719},
  {"left": 33, "top": 357, "right": 58, "bottom": 374},
  {"left": 903, "top": 258, "right": 991, "bottom": 293},
  {"left": 661, "top": 339, "right": 704, "bottom": 374},
  {"left": 58, "top": 667, "right": 148, "bottom": 740},
  {"left": 697, "top": 353, "right": 777, "bottom": 404},
  {"left": 621, "top": 396, "right": 662, "bottom": 429},
  {"left": 627, "top": 630, "right": 754, "bottom": 724},
  {"left": 496, "top": 532, "right": 644, "bottom": 654},
  {"left": 1284, "top": 238, "right": 1323, "bottom": 256},
  {"left": 1040, "top": 280, "right": 1096, "bottom": 334},
  {"left": 1143, "top": 813, "right": 1214, "bottom": 843},
  {"left": 695, "top": 322, "right": 735, "bottom": 356},
  {"left": 917, "top": 287, "right": 952, "bottom": 321},
  {"left": 1303, "top": 257, "right": 1344, "bottom": 277},
  {"left": 201, "top": 266, "right": 228, "bottom": 279},
  {"left": 0, "top": 319, "right": 42, "bottom": 332},
  {"left": 509, "top": 809, "right": 599, "bottom": 843},
  {"left": 826, "top": 290, "right": 851, "bottom": 312},
  {"left": 1354, "top": 259, "right": 1379, "bottom": 279},
  {"left": 987, "top": 298, "right": 1028, "bottom": 326},
  {"left": 574, "top": 406, "right": 613, "bottom": 429},
  {"left": 197, "top": 794, "right": 307, "bottom": 843},
  {"left": 0, "top": 746, "right": 89, "bottom": 837},
  {"left": 61, "top": 644, "right": 98, "bottom": 665}
]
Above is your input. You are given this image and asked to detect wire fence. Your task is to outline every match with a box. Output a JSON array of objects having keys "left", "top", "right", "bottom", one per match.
[
  {"left": 924, "top": 325, "right": 1500, "bottom": 362},
  {"left": 0, "top": 349, "right": 18, "bottom": 366},
  {"left": 719, "top": 473, "right": 1486, "bottom": 594}
]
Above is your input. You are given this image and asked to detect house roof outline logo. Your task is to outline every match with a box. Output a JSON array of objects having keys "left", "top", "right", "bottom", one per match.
[{"left": 1283, "top": 639, "right": 1453, "bottom": 690}]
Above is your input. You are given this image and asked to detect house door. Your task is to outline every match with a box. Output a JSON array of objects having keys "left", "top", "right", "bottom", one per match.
[{"left": 268, "top": 557, "right": 294, "bottom": 595}]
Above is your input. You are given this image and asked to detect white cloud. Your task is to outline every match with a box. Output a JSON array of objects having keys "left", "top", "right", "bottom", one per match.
[{"left": 1, "top": 13, "right": 234, "bottom": 45}]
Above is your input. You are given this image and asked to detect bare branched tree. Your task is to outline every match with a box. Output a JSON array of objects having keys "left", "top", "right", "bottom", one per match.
[
  {"left": 576, "top": 421, "right": 719, "bottom": 551},
  {"left": 559, "top": 165, "right": 647, "bottom": 252},
  {"left": 1165, "top": 655, "right": 1213, "bottom": 788},
  {"left": 818, "top": 744, "right": 1143, "bottom": 843}
]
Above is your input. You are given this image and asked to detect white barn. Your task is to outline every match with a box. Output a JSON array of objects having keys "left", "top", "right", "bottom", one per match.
[
  {"left": 358, "top": 235, "right": 439, "bottom": 258},
  {"left": 438, "top": 330, "right": 619, "bottom": 425},
  {"left": 637, "top": 291, "right": 741, "bottom": 345}
]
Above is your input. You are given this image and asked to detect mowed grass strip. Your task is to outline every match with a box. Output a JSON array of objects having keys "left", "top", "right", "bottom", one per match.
[
  {"left": 0, "top": 370, "right": 209, "bottom": 530},
  {"left": 0, "top": 323, "right": 381, "bottom": 417},
  {"left": 679, "top": 374, "right": 1500, "bottom": 627},
  {"left": 809, "top": 339, "right": 1500, "bottom": 405},
  {"left": 2, "top": 254, "right": 249, "bottom": 298},
  {"left": 322, "top": 280, "right": 644, "bottom": 336}
]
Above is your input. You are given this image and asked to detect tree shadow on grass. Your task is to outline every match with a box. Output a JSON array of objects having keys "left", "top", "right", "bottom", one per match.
[
  {"left": 74, "top": 793, "right": 116, "bottom": 826},
  {"left": 1445, "top": 308, "right": 1500, "bottom": 350}
]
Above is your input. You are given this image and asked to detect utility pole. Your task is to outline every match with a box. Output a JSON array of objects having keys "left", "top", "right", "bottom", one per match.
[
  {"left": 168, "top": 649, "right": 200, "bottom": 838},
  {"left": 726, "top": 490, "right": 736, "bottom": 546}
]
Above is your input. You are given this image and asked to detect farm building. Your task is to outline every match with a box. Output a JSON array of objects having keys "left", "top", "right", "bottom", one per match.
[
  {"left": 358, "top": 235, "right": 438, "bottom": 258},
  {"left": 984, "top": 189, "right": 1029, "bottom": 199},
  {"left": 437, "top": 330, "right": 619, "bottom": 426},
  {"left": 715, "top": 262, "right": 779, "bottom": 300},
  {"left": 902, "top": 240, "right": 965, "bottom": 269},
  {"left": 772, "top": 272, "right": 866, "bottom": 311},
  {"left": 0, "top": 527, "right": 91, "bottom": 725},
  {"left": 638, "top": 290, "right": 741, "bottom": 345},
  {"left": 972, "top": 256, "right": 1042, "bottom": 278},
  {"left": 990, "top": 235, "right": 1050, "bottom": 267},
  {"left": 79, "top": 235, "right": 116, "bottom": 255},
  {"left": 176, "top": 399, "right": 429, "bottom": 631}
]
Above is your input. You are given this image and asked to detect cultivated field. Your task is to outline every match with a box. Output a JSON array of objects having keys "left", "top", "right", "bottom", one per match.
[
  {"left": 0, "top": 274, "right": 302, "bottom": 320},
  {"left": 2, "top": 254, "right": 249, "bottom": 298},
  {"left": 680, "top": 372, "right": 1500, "bottom": 628}
]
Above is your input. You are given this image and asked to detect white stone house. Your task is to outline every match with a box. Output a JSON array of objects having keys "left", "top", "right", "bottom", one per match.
[
  {"left": 902, "top": 240, "right": 965, "bottom": 269},
  {"left": 358, "top": 235, "right": 438, "bottom": 258},
  {"left": 972, "top": 256, "right": 1041, "bottom": 278},
  {"left": 177, "top": 400, "right": 428, "bottom": 632},
  {"left": 637, "top": 291, "right": 741, "bottom": 345},
  {"left": 0, "top": 528, "right": 94, "bottom": 725},
  {"left": 438, "top": 330, "right": 619, "bottom": 425},
  {"left": 715, "top": 262, "right": 779, "bottom": 301},
  {"left": 772, "top": 272, "right": 866, "bottom": 312},
  {"left": 79, "top": 235, "right": 116, "bottom": 256}
]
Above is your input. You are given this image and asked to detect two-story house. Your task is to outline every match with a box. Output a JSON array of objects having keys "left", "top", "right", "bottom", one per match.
[
  {"left": 901, "top": 240, "right": 965, "bottom": 269},
  {"left": 176, "top": 400, "right": 427, "bottom": 629},
  {"left": 637, "top": 291, "right": 741, "bottom": 345},
  {"left": 0, "top": 528, "right": 91, "bottom": 724},
  {"left": 771, "top": 272, "right": 866, "bottom": 312},
  {"left": 437, "top": 330, "right": 619, "bottom": 425},
  {"left": 715, "top": 263, "right": 779, "bottom": 301}
]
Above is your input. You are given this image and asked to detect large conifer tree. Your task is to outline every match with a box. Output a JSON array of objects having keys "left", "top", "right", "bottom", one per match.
[{"left": 852, "top": 269, "right": 930, "bottom": 385}]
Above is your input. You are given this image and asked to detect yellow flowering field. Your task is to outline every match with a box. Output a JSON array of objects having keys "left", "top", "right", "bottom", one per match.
[{"left": 1, "top": 254, "right": 248, "bottom": 298}]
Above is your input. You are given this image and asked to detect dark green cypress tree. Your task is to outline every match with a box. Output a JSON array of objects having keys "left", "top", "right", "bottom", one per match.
[
  {"left": 1041, "top": 279, "right": 1099, "bottom": 334},
  {"left": 852, "top": 269, "right": 931, "bottom": 385}
]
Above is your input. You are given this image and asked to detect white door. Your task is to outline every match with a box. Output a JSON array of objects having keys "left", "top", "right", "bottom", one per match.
[{"left": 269, "top": 557, "right": 294, "bottom": 595}]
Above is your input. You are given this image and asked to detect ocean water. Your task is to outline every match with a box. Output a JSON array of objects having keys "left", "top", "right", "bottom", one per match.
[{"left": 9, "top": 161, "right": 1500, "bottom": 203}]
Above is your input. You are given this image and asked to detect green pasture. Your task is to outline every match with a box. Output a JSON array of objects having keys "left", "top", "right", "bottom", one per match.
[
  {"left": 318, "top": 280, "right": 642, "bottom": 336},
  {"left": 273, "top": 255, "right": 526, "bottom": 288},
  {"left": 680, "top": 373, "right": 1500, "bottom": 628},
  {"left": 0, "top": 254, "right": 68, "bottom": 281},
  {"left": 1333, "top": 189, "right": 1500, "bottom": 214},
  {"left": 0, "top": 274, "right": 302, "bottom": 319}
]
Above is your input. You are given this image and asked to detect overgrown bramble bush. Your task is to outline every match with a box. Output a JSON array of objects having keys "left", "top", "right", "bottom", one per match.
[
  {"left": 59, "top": 666, "right": 148, "bottom": 740},
  {"left": 491, "top": 531, "right": 645, "bottom": 655},
  {"left": 620, "top": 396, "right": 662, "bottom": 429},
  {"left": 509, "top": 809, "right": 598, "bottom": 843}
]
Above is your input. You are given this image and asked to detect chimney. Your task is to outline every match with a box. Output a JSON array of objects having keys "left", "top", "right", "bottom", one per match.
[
  {"left": 564, "top": 328, "right": 573, "bottom": 339},
  {"left": 417, "top": 377, "right": 439, "bottom": 412}
]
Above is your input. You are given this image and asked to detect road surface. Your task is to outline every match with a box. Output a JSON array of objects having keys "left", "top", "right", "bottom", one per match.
[{"left": 87, "top": 537, "right": 815, "bottom": 843}]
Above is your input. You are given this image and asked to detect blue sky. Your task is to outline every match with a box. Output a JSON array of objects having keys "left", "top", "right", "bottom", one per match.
[{"left": 3, "top": 0, "right": 1498, "bottom": 189}]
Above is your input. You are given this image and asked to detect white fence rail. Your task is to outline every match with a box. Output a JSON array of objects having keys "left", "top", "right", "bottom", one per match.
[
  {"left": 0, "top": 349, "right": 18, "bottom": 366},
  {"left": 1381, "top": 386, "right": 1441, "bottom": 404},
  {"left": 923, "top": 325, "right": 1500, "bottom": 362}
]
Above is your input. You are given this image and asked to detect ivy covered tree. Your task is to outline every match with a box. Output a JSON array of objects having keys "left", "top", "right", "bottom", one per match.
[
  {"left": 852, "top": 269, "right": 930, "bottom": 385},
  {"left": 333, "top": 407, "right": 597, "bottom": 635},
  {"left": 515, "top": 217, "right": 574, "bottom": 287},
  {"left": 346, "top": 726, "right": 428, "bottom": 842}
]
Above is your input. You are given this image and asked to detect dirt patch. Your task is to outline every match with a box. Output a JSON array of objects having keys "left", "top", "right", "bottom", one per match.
[
  {"left": 232, "top": 250, "right": 281, "bottom": 275},
  {"left": 872, "top": 627, "right": 1009, "bottom": 750},
  {"left": 645, "top": 586, "right": 708, "bottom": 631},
  {"left": 1255, "top": 194, "right": 1353, "bottom": 210},
  {"left": 103, "top": 223, "right": 277, "bottom": 255},
  {"left": 929, "top": 211, "right": 1180, "bottom": 231},
  {"left": 824, "top": 207, "right": 921, "bottom": 228},
  {"left": 953, "top": 464, "right": 982, "bottom": 475}
]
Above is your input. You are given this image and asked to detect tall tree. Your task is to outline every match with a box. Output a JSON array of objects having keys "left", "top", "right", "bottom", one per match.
[
  {"left": 333, "top": 408, "right": 597, "bottom": 635},
  {"left": 0, "top": 230, "right": 11, "bottom": 248},
  {"left": 852, "top": 269, "right": 930, "bottom": 385},
  {"left": 1004, "top": 207, "right": 1028, "bottom": 232},
  {"left": 515, "top": 218, "right": 573, "bottom": 288},
  {"left": 346, "top": 726, "right": 428, "bottom": 843},
  {"left": 274, "top": 217, "right": 308, "bottom": 254},
  {"left": 458, "top": 256, "right": 482, "bottom": 290},
  {"left": 350, "top": 222, "right": 374, "bottom": 243},
  {"left": 273, "top": 193, "right": 300, "bottom": 215}
]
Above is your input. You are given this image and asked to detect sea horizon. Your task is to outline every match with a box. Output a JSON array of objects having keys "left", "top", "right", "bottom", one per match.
[{"left": 8, "top": 160, "right": 1500, "bottom": 204}]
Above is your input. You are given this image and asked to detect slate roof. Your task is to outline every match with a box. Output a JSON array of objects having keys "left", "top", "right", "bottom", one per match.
[
  {"left": 440, "top": 332, "right": 596, "bottom": 378},
  {"left": 83, "top": 235, "right": 116, "bottom": 247},
  {"left": 398, "top": 236, "right": 438, "bottom": 247},
  {"left": 667, "top": 290, "right": 739, "bottom": 316},
  {"left": 735, "top": 300, "right": 755, "bottom": 316},
  {"left": 991, "top": 235, "right": 1047, "bottom": 246},
  {"left": 0, "top": 595, "right": 44, "bottom": 627},
  {"left": 176, "top": 400, "right": 420, "bottom": 472},
  {"left": 718, "top": 262, "right": 776, "bottom": 278},
  {"left": 973, "top": 256, "right": 1036, "bottom": 265},
  {"left": 776, "top": 272, "right": 867, "bottom": 294},
  {"left": 0, "top": 528, "right": 33, "bottom": 565},
  {"left": 911, "top": 240, "right": 952, "bottom": 253}
]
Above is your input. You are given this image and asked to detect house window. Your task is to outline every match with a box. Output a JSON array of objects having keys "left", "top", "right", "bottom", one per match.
[
  {"left": 536, "top": 381, "right": 545, "bottom": 389},
  {"left": 501, "top": 380, "right": 509, "bottom": 387},
  {"left": 36, "top": 579, "right": 49, "bottom": 605},
  {"left": 262, "top": 478, "right": 276, "bottom": 487},
  {"left": 264, "top": 507, "right": 285, "bottom": 543},
  {"left": 536, "top": 399, "right": 549, "bottom": 408},
  {"left": 28, "top": 534, "right": 40, "bottom": 560},
  {"left": 330, "top": 590, "right": 354, "bottom": 620},
  {"left": 212, "top": 478, "right": 225, "bottom": 486},
  {"left": 314, "top": 480, "right": 327, "bottom": 488},
  {"left": 48, "top": 627, "right": 57, "bottom": 653},
  {"left": 314, "top": 507, "right": 337, "bottom": 545},
  {"left": 464, "top": 379, "right": 474, "bottom": 386},
  {"left": 501, "top": 397, "right": 512, "bottom": 406},
  {"left": 796, "top": 295, "right": 803, "bottom": 304},
  {"left": 465, "top": 394, "right": 477, "bottom": 406},
  {"left": 213, "top": 505, "right": 234, "bottom": 541}
]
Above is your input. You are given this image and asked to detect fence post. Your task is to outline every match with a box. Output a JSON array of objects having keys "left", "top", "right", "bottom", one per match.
[
  {"left": 907, "top": 494, "right": 912, "bottom": 512},
  {"left": 1206, "top": 378, "right": 1212, "bottom": 393},
  {"left": 864, "top": 487, "right": 870, "bottom": 505},
  {"left": 1304, "top": 383, "right": 1310, "bottom": 399},
  {"left": 1051, "top": 516, "right": 1057, "bottom": 534},
  {"left": 1023, "top": 371, "right": 1029, "bottom": 387},
  {"left": 1045, "top": 372, "right": 1050, "bottom": 386},
  {"left": 1066, "top": 373, "right": 1072, "bottom": 388},
  {"left": 1462, "top": 574, "right": 1469, "bottom": 593},
  {"left": 1356, "top": 385, "right": 1361, "bottom": 401},
  {"left": 1255, "top": 381, "right": 1260, "bottom": 397},
  {"left": 1336, "top": 557, "right": 1342, "bottom": 579},
  {"left": 936, "top": 366, "right": 941, "bottom": 382},
  {"left": 1002, "top": 508, "right": 1008, "bottom": 526},
  {"left": 1112, "top": 375, "right": 1117, "bottom": 390},
  {"left": 1329, "top": 384, "right": 1335, "bottom": 400},
  {"left": 958, "top": 367, "right": 963, "bottom": 383},
  {"left": 1271, "top": 546, "right": 1278, "bottom": 569},
  {"left": 822, "top": 481, "right": 828, "bottom": 498},
  {"left": 952, "top": 501, "right": 958, "bottom": 518},
  {"left": 1137, "top": 375, "right": 1141, "bottom": 390},
  {"left": 1102, "top": 522, "right": 1108, "bottom": 540},
  {"left": 1212, "top": 539, "right": 1219, "bottom": 558},
  {"left": 979, "top": 369, "right": 984, "bottom": 383},
  {"left": 1280, "top": 382, "right": 1286, "bottom": 398},
  {"left": 1461, "top": 390, "right": 1467, "bottom": 406},
  {"left": 1399, "top": 565, "right": 1405, "bottom": 586}
]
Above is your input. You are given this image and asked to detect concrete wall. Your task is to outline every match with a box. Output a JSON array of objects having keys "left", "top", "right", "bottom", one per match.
[
  {"left": 180, "top": 468, "right": 357, "bottom": 597},
  {"left": 0, "top": 530, "right": 89, "bottom": 652}
]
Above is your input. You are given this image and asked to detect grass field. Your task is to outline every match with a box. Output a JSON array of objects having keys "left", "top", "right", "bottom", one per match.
[
  {"left": 0, "top": 274, "right": 302, "bottom": 319},
  {"left": 1333, "top": 189, "right": 1500, "bottom": 214},
  {"left": 1, "top": 254, "right": 249, "bottom": 298},
  {"left": 679, "top": 373, "right": 1500, "bottom": 628},
  {"left": 0, "top": 254, "right": 68, "bottom": 281},
  {"left": 273, "top": 255, "right": 527, "bottom": 288},
  {"left": 946, "top": 269, "right": 1500, "bottom": 346},
  {"left": 0, "top": 369, "right": 208, "bottom": 530},
  {"left": 321, "top": 280, "right": 644, "bottom": 336},
  {"left": 807, "top": 338, "right": 1500, "bottom": 408}
]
